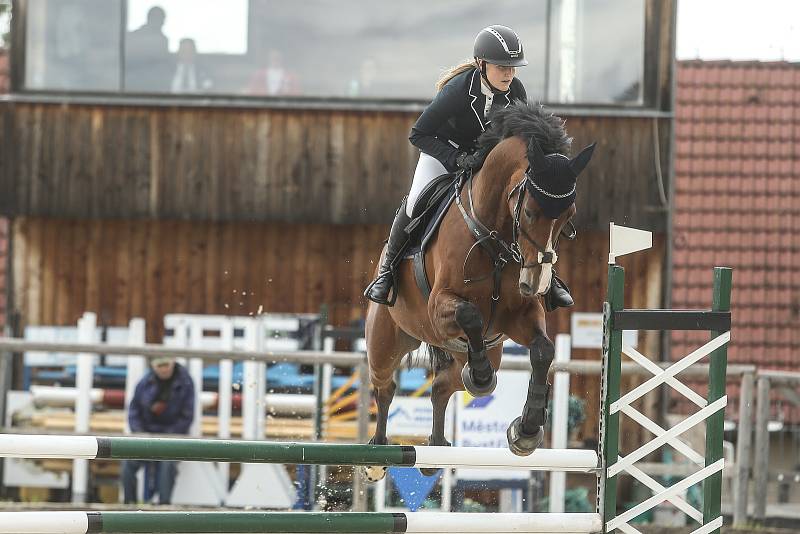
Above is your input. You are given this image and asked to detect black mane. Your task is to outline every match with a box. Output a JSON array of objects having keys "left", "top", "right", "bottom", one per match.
[{"left": 476, "top": 101, "right": 572, "bottom": 160}]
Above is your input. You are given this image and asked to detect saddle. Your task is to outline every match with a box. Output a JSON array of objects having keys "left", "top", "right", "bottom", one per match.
[{"left": 403, "top": 172, "right": 463, "bottom": 300}]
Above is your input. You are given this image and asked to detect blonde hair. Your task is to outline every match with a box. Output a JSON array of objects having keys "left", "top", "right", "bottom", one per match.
[{"left": 435, "top": 59, "right": 478, "bottom": 92}]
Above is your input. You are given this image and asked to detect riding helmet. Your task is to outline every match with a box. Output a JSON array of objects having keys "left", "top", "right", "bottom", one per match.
[{"left": 473, "top": 25, "right": 528, "bottom": 67}]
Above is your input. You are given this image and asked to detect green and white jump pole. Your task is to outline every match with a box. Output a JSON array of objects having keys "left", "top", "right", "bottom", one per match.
[
  {"left": 599, "top": 223, "right": 732, "bottom": 534},
  {"left": 0, "top": 435, "right": 598, "bottom": 473},
  {"left": 0, "top": 511, "right": 603, "bottom": 534}
]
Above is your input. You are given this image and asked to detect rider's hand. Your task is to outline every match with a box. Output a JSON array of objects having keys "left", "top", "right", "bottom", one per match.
[{"left": 456, "top": 151, "right": 479, "bottom": 170}]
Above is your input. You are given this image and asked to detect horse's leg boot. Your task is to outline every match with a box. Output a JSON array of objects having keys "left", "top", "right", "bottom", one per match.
[
  {"left": 506, "top": 384, "right": 549, "bottom": 456},
  {"left": 507, "top": 337, "right": 553, "bottom": 456},
  {"left": 507, "top": 415, "right": 545, "bottom": 457},
  {"left": 454, "top": 303, "right": 496, "bottom": 396},
  {"left": 460, "top": 352, "right": 497, "bottom": 397},
  {"left": 364, "top": 201, "right": 412, "bottom": 306}
]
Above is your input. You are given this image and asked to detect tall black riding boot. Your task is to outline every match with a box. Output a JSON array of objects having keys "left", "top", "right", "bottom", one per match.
[
  {"left": 364, "top": 200, "right": 412, "bottom": 306},
  {"left": 543, "top": 271, "right": 574, "bottom": 312}
]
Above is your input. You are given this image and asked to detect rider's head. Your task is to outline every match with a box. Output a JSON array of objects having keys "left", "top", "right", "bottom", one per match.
[{"left": 473, "top": 25, "right": 527, "bottom": 93}]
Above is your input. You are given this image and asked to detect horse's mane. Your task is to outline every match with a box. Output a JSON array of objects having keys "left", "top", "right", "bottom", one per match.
[{"left": 475, "top": 101, "right": 572, "bottom": 161}]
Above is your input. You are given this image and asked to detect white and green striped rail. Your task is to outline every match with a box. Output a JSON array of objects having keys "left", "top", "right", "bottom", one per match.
[
  {"left": 0, "top": 434, "right": 598, "bottom": 472},
  {"left": 0, "top": 511, "right": 603, "bottom": 533}
]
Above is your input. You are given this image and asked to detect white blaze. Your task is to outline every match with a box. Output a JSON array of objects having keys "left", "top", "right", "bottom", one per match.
[{"left": 534, "top": 228, "right": 557, "bottom": 295}]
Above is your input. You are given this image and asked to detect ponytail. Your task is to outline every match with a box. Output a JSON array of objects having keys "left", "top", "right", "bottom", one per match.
[{"left": 435, "top": 59, "right": 478, "bottom": 92}]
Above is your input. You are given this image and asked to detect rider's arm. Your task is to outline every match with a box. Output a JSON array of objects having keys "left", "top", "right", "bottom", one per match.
[{"left": 409, "top": 79, "right": 465, "bottom": 171}]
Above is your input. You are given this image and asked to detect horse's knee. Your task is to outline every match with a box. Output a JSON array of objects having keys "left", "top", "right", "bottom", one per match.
[
  {"left": 529, "top": 336, "right": 554, "bottom": 371},
  {"left": 370, "top": 370, "right": 396, "bottom": 391},
  {"left": 454, "top": 301, "right": 482, "bottom": 332}
]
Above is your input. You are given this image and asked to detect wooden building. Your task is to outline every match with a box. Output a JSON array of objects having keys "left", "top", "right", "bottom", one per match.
[{"left": 1, "top": 0, "right": 677, "bottom": 440}]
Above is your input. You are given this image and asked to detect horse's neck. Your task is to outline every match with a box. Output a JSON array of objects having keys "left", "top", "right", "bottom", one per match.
[{"left": 469, "top": 169, "right": 514, "bottom": 232}]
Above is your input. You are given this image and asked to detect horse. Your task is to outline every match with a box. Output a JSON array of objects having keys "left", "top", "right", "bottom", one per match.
[{"left": 363, "top": 101, "right": 595, "bottom": 481}]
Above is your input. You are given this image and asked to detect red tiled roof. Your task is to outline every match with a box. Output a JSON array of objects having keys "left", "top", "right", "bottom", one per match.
[
  {"left": 0, "top": 49, "right": 8, "bottom": 94},
  {"left": 672, "top": 60, "right": 800, "bottom": 420}
]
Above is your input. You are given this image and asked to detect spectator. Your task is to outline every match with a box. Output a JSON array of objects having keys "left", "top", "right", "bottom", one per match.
[
  {"left": 246, "top": 49, "right": 300, "bottom": 96},
  {"left": 122, "top": 356, "right": 194, "bottom": 504},
  {"left": 125, "top": 6, "right": 170, "bottom": 92},
  {"left": 170, "top": 38, "right": 213, "bottom": 93}
]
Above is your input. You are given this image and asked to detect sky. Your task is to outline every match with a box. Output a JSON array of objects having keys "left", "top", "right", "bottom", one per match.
[{"left": 677, "top": 0, "right": 800, "bottom": 61}]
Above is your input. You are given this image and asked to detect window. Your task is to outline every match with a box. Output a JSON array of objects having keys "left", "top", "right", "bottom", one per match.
[
  {"left": 124, "top": 0, "right": 248, "bottom": 93},
  {"left": 246, "top": 0, "right": 547, "bottom": 100},
  {"left": 20, "top": 0, "right": 647, "bottom": 105},
  {"left": 25, "top": 0, "right": 122, "bottom": 91},
  {"left": 547, "top": 0, "right": 645, "bottom": 104}
]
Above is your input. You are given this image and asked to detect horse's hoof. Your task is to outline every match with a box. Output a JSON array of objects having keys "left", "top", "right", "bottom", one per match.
[
  {"left": 419, "top": 467, "right": 441, "bottom": 477},
  {"left": 363, "top": 465, "right": 387, "bottom": 482},
  {"left": 506, "top": 416, "right": 544, "bottom": 457},
  {"left": 461, "top": 364, "right": 497, "bottom": 397}
]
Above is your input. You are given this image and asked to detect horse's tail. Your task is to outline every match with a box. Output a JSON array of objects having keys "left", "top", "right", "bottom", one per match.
[
  {"left": 426, "top": 344, "right": 454, "bottom": 374},
  {"left": 401, "top": 344, "right": 453, "bottom": 379}
]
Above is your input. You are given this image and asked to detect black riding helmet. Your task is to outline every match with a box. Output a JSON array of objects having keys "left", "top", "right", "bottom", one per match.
[
  {"left": 474, "top": 25, "right": 528, "bottom": 67},
  {"left": 474, "top": 25, "right": 527, "bottom": 93}
]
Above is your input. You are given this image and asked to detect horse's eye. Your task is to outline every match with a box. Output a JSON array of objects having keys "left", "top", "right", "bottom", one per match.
[{"left": 524, "top": 208, "right": 534, "bottom": 220}]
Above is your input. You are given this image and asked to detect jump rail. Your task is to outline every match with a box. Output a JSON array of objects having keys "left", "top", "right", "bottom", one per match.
[
  {"left": 0, "top": 434, "right": 599, "bottom": 473},
  {"left": 0, "top": 511, "right": 603, "bottom": 534}
]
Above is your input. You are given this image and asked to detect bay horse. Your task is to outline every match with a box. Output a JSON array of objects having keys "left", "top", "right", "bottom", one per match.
[{"left": 364, "top": 102, "right": 594, "bottom": 480}]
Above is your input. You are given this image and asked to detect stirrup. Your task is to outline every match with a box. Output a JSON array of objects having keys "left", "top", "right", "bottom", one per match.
[{"left": 364, "top": 270, "right": 398, "bottom": 306}]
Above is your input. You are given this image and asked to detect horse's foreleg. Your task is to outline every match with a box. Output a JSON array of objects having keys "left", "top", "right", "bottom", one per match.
[
  {"left": 453, "top": 301, "right": 497, "bottom": 396},
  {"left": 507, "top": 334, "right": 554, "bottom": 457},
  {"left": 430, "top": 290, "right": 496, "bottom": 396}
]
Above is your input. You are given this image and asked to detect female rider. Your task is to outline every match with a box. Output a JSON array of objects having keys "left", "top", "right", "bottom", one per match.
[{"left": 364, "top": 25, "right": 573, "bottom": 310}]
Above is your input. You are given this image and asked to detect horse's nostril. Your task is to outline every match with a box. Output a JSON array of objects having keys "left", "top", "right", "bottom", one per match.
[{"left": 519, "top": 283, "right": 533, "bottom": 296}]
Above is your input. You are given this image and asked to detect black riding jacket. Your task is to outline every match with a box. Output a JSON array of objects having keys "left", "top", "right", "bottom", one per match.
[{"left": 409, "top": 67, "right": 527, "bottom": 172}]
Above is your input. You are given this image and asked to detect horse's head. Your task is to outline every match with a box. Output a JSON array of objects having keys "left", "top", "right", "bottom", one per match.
[{"left": 512, "top": 137, "right": 595, "bottom": 298}]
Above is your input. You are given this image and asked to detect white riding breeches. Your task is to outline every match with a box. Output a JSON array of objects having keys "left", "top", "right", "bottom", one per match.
[{"left": 406, "top": 152, "right": 449, "bottom": 217}]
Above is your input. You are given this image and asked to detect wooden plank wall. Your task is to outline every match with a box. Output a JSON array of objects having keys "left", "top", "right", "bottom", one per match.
[
  {"left": 10, "top": 217, "right": 664, "bottom": 441},
  {"left": 0, "top": 217, "right": 7, "bottom": 333},
  {"left": 0, "top": 102, "right": 670, "bottom": 232}
]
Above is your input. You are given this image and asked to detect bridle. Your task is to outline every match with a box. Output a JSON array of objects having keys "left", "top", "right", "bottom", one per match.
[
  {"left": 454, "top": 167, "right": 566, "bottom": 337},
  {"left": 507, "top": 167, "right": 569, "bottom": 270}
]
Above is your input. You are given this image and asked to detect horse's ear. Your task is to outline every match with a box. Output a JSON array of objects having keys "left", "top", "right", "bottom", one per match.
[
  {"left": 528, "top": 136, "right": 548, "bottom": 172},
  {"left": 569, "top": 143, "right": 596, "bottom": 177}
]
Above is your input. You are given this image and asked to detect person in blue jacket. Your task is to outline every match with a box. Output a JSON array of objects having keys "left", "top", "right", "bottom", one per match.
[
  {"left": 122, "top": 356, "right": 195, "bottom": 504},
  {"left": 364, "top": 25, "right": 574, "bottom": 309}
]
